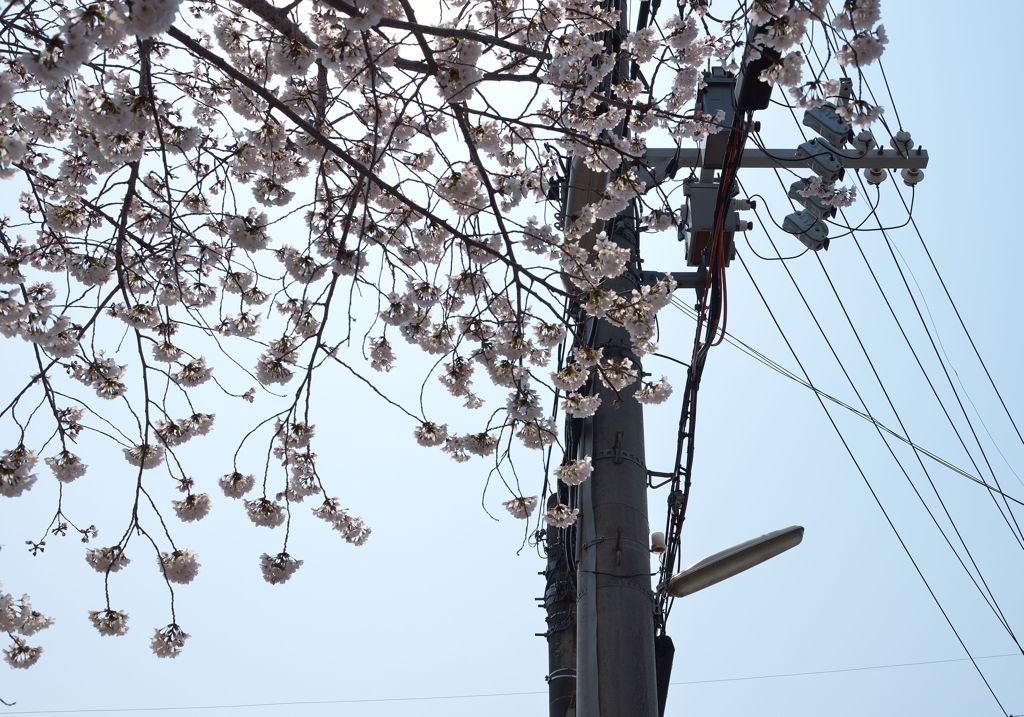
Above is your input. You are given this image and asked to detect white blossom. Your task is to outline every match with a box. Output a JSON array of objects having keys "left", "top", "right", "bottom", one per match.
[
  {"left": 506, "top": 385, "right": 542, "bottom": 422},
  {"left": 226, "top": 210, "right": 270, "bottom": 251},
  {"left": 255, "top": 352, "right": 295, "bottom": 385},
  {"left": 85, "top": 546, "right": 130, "bottom": 573},
  {"left": 173, "top": 357, "right": 213, "bottom": 387},
  {"left": 313, "top": 498, "right": 371, "bottom": 545},
  {"left": 760, "top": 52, "right": 804, "bottom": 87},
  {"left": 533, "top": 322, "right": 566, "bottom": 348},
  {"left": 414, "top": 421, "right": 448, "bottom": 447},
  {"left": 544, "top": 503, "right": 580, "bottom": 528},
  {"left": 245, "top": 497, "right": 286, "bottom": 528},
  {"left": 88, "top": 609, "right": 129, "bottom": 637},
  {"left": 156, "top": 414, "right": 214, "bottom": 447},
  {"left": 836, "top": 99, "right": 884, "bottom": 127},
  {"left": 158, "top": 550, "right": 200, "bottom": 584},
  {"left": 0, "top": 589, "right": 53, "bottom": 637},
  {"left": 797, "top": 176, "right": 859, "bottom": 208},
  {"left": 218, "top": 311, "right": 262, "bottom": 337},
  {"left": 462, "top": 432, "right": 499, "bottom": 456},
  {"left": 260, "top": 552, "right": 303, "bottom": 584},
  {"left": 834, "top": 0, "right": 881, "bottom": 32},
  {"left": 150, "top": 623, "right": 189, "bottom": 658},
  {"left": 503, "top": 495, "right": 538, "bottom": 519},
  {"left": 1, "top": 446, "right": 38, "bottom": 497},
  {"left": 575, "top": 347, "right": 604, "bottom": 367},
  {"left": 123, "top": 443, "right": 165, "bottom": 470},
  {"left": 172, "top": 493, "right": 212, "bottom": 522},
  {"left": 152, "top": 342, "right": 182, "bottom": 362},
  {"left": 636, "top": 377, "right": 673, "bottom": 405},
  {"left": 556, "top": 457, "right": 593, "bottom": 486},
  {"left": 598, "top": 357, "right": 639, "bottom": 391},
  {"left": 219, "top": 471, "right": 255, "bottom": 498},
  {"left": 434, "top": 38, "right": 484, "bottom": 102},
  {"left": 837, "top": 26, "right": 888, "bottom": 67},
  {"left": 369, "top": 337, "right": 396, "bottom": 372},
  {"left": 748, "top": 0, "right": 789, "bottom": 24},
  {"left": 625, "top": 27, "right": 659, "bottom": 63},
  {"left": 125, "top": 0, "right": 183, "bottom": 38},
  {"left": 552, "top": 362, "right": 590, "bottom": 393},
  {"left": 517, "top": 417, "right": 557, "bottom": 449},
  {"left": 562, "top": 392, "right": 602, "bottom": 418},
  {"left": 3, "top": 637, "right": 42, "bottom": 669}
]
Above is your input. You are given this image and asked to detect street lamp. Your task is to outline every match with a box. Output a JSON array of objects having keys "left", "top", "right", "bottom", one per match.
[{"left": 665, "top": 525, "right": 804, "bottom": 598}]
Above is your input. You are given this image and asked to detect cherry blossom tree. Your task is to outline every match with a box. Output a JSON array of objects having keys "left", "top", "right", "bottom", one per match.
[{"left": 0, "top": 0, "right": 889, "bottom": 667}]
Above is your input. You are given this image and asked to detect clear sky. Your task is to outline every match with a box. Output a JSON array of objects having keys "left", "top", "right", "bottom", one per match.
[{"left": 3, "top": 1, "right": 1023, "bottom": 716}]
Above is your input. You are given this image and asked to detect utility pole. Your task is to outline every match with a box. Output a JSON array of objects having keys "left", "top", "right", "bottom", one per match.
[
  {"left": 543, "top": 0, "right": 660, "bottom": 714},
  {"left": 542, "top": 492, "right": 577, "bottom": 717},
  {"left": 573, "top": 208, "right": 659, "bottom": 717},
  {"left": 544, "top": 11, "right": 930, "bottom": 717}
]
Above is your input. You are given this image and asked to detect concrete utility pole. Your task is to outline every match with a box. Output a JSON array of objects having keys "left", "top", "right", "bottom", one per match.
[
  {"left": 542, "top": 492, "right": 577, "bottom": 717},
  {"left": 573, "top": 209, "right": 659, "bottom": 717},
  {"left": 544, "top": 10, "right": 930, "bottom": 717},
  {"left": 543, "top": 0, "right": 659, "bottom": 714}
]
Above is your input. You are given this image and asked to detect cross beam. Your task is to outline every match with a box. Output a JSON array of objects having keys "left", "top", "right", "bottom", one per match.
[{"left": 641, "top": 146, "right": 929, "bottom": 185}]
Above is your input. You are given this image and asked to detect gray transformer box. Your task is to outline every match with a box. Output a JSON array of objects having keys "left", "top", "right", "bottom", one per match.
[
  {"left": 680, "top": 180, "right": 744, "bottom": 267},
  {"left": 697, "top": 68, "right": 737, "bottom": 170}
]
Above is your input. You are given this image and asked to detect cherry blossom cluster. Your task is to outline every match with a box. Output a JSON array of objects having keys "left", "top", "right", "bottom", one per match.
[
  {"left": 0, "top": 0, "right": 893, "bottom": 667},
  {"left": 150, "top": 623, "right": 189, "bottom": 659},
  {"left": 158, "top": 549, "right": 201, "bottom": 584},
  {"left": 544, "top": 503, "right": 580, "bottom": 529},
  {"left": 0, "top": 445, "right": 38, "bottom": 497},
  {"left": 259, "top": 552, "right": 303, "bottom": 585},
  {"left": 503, "top": 495, "right": 539, "bottom": 520},
  {"left": 88, "top": 608, "right": 130, "bottom": 637},
  {"left": 556, "top": 456, "right": 593, "bottom": 487},
  {"left": 796, "top": 176, "right": 858, "bottom": 209},
  {"left": 313, "top": 498, "right": 371, "bottom": 546},
  {"left": 742, "top": 1, "right": 889, "bottom": 123},
  {"left": 1, "top": 584, "right": 53, "bottom": 669}
]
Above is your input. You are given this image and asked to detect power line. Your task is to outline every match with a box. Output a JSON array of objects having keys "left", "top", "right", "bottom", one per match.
[
  {"left": 761, "top": 65, "right": 1024, "bottom": 650},
  {"left": 758, "top": 111, "right": 1024, "bottom": 642},
  {"left": 667, "top": 297, "right": 1024, "bottom": 508},
  {"left": 675, "top": 652, "right": 1020, "bottom": 686},
  {"left": 776, "top": 57, "right": 1024, "bottom": 678},
  {"left": 734, "top": 249, "right": 1011, "bottom": 716},
  {"left": 759, "top": 53, "right": 1022, "bottom": 711},
  {"left": 895, "top": 186, "right": 1024, "bottom": 460},
  {"left": 798, "top": 39, "right": 1024, "bottom": 552},
  {"left": 811, "top": 241, "right": 1023, "bottom": 646},
  {"left": 2, "top": 654, "right": 1018, "bottom": 714},
  {"left": 829, "top": 177, "right": 1024, "bottom": 644}
]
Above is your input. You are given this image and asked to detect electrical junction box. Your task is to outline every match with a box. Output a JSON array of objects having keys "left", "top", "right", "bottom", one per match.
[
  {"left": 734, "top": 24, "right": 780, "bottom": 111},
  {"left": 783, "top": 210, "right": 829, "bottom": 251},
  {"left": 802, "top": 103, "right": 852, "bottom": 148},
  {"left": 788, "top": 179, "right": 836, "bottom": 220},
  {"left": 795, "top": 138, "right": 845, "bottom": 183},
  {"left": 680, "top": 180, "right": 746, "bottom": 267},
  {"left": 697, "top": 67, "right": 736, "bottom": 169}
]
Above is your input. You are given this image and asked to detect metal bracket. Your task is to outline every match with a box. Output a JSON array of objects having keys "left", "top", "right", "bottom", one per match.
[
  {"left": 546, "top": 667, "right": 578, "bottom": 682},
  {"left": 594, "top": 448, "right": 645, "bottom": 472},
  {"left": 640, "top": 269, "right": 706, "bottom": 289}
]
